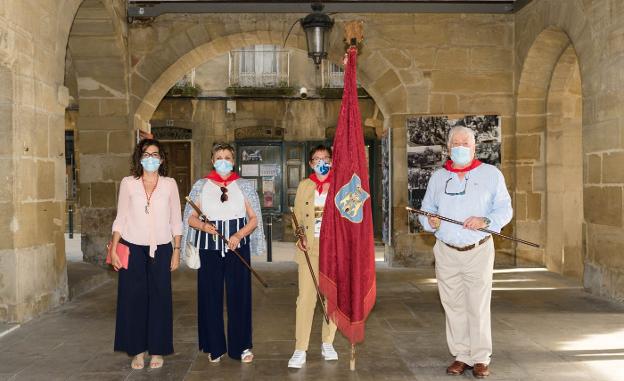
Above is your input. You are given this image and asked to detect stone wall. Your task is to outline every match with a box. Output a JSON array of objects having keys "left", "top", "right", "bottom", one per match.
[
  {"left": 3, "top": 0, "right": 624, "bottom": 323},
  {"left": 0, "top": 0, "right": 85, "bottom": 322},
  {"left": 127, "top": 12, "right": 516, "bottom": 266},
  {"left": 375, "top": 14, "right": 516, "bottom": 265},
  {"left": 67, "top": 0, "right": 131, "bottom": 266},
  {"left": 515, "top": 0, "right": 624, "bottom": 301},
  {"left": 151, "top": 98, "right": 378, "bottom": 177}
]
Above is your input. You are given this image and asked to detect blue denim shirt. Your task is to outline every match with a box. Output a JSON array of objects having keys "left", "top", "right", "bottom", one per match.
[{"left": 418, "top": 163, "right": 513, "bottom": 247}]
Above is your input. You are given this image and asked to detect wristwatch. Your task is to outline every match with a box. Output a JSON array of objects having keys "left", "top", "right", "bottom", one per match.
[{"left": 482, "top": 217, "right": 491, "bottom": 228}]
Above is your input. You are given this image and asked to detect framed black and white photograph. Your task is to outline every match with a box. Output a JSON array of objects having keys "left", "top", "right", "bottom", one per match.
[
  {"left": 407, "top": 116, "right": 450, "bottom": 147},
  {"left": 464, "top": 115, "right": 501, "bottom": 143},
  {"left": 408, "top": 167, "right": 435, "bottom": 191},
  {"left": 381, "top": 130, "right": 391, "bottom": 244},
  {"left": 407, "top": 189, "right": 426, "bottom": 233},
  {"left": 407, "top": 145, "right": 444, "bottom": 168},
  {"left": 477, "top": 141, "right": 502, "bottom": 166},
  {"left": 406, "top": 114, "right": 502, "bottom": 233}
]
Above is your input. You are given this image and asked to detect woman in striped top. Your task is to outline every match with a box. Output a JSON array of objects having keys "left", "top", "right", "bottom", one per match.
[{"left": 186, "top": 143, "right": 261, "bottom": 363}]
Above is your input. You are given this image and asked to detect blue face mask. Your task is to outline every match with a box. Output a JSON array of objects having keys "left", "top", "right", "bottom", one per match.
[
  {"left": 140, "top": 157, "right": 161, "bottom": 173},
  {"left": 313, "top": 159, "right": 331, "bottom": 176},
  {"left": 450, "top": 146, "right": 472, "bottom": 166},
  {"left": 214, "top": 159, "right": 234, "bottom": 176}
]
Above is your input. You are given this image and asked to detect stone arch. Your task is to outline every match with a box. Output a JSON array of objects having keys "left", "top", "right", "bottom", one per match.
[
  {"left": 0, "top": 0, "right": 108, "bottom": 322},
  {"left": 130, "top": 26, "right": 408, "bottom": 129},
  {"left": 65, "top": 0, "right": 131, "bottom": 265},
  {"left": 545, "top": 45, "right": 583, "bottom": 279},
  {"left": 514, "top": 26, "right": 584, "bottom": 280}
]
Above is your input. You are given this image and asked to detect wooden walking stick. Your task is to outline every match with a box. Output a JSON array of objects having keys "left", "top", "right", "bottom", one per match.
[
  {"left": 186, "top": 196, "right": 268, "bottom": 288},
  {"left": 290, "top": 207, "right": 330, "bottom": 325},
  {"left": 406, "top": 207, "right": 540, "bottom": 248}
]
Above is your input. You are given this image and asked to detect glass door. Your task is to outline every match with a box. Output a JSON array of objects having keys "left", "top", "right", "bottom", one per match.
[{"left": 236, "top": 142, "right": 283, "bottom": 214}]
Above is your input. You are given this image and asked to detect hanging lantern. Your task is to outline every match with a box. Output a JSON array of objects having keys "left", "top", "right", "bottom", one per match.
[{"left": 300, "top": 2, "right": 334, "bottom": 65}]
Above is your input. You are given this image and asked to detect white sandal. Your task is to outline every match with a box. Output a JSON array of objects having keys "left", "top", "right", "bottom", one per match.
[
  {"left": 149, "top": 355, "right": 164, "bottom": 369},
  {"left": 131, "top": 353, "right": 145, "bottom": 370},
  {"left": 208, "top": 353, "right": 222, "bottom": 363},
  {"left": 241, "top": 349, "right": 254, "bottom": 363}
]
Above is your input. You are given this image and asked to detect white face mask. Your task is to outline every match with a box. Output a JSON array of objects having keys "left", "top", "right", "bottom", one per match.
[
  {"left": 450, "top": 146, "right": 472, "bottom": 166},
  {"left": 140, "top": 157, "right": 161, "bottom": 172},
  {"left": 214, "top": 159, "right": 233, "bottom": 176}
]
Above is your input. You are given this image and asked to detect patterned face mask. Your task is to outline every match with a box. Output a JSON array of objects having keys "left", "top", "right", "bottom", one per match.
[{"left": 313, "top": 159, "right": 331, "bottom": 176}]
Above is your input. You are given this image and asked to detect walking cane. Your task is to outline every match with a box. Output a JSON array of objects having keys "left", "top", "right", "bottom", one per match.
[
  {"left": 185, "top": 197, "right": 268, "bottom": 288},
  {"left": 406, "top": 206, "right": 540, "bottom": 248},
  {"left": 290, "top": 207, "right": 330, "bottom": 325}
]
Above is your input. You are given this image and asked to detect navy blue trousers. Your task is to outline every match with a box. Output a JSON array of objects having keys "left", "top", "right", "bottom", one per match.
[
  {"left": 114, "top": 238, "right": 174, "bottom": 356},
  {"left": 197, "top": 243, "right": 252, "bottom": 360}
]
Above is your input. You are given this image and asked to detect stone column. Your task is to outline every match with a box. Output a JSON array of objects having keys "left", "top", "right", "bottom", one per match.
[
  {"left": 68, "top": 0, "right": 131, "bottom": 265},
  {"left": 0, "top": 13, "right": 70, "bottom": 322}
]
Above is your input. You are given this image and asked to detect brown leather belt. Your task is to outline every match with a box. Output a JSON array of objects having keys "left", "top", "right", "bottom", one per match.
[{"left": 442, "top": 235, "right": 491, "bottom": 252}]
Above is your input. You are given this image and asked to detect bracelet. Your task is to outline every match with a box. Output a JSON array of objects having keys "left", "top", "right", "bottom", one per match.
[{"left": 173, "top": 247, "right": 181, "bottom": 250}]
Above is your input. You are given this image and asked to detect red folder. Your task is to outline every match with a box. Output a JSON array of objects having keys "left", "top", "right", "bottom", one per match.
[{"left": 106, "top": 242, "right": 130, "bottom": 270}]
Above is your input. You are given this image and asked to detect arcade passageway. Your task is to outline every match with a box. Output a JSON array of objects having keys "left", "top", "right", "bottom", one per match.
[{"left": 1, "top": 262, "right": 623, "bottom": 381}]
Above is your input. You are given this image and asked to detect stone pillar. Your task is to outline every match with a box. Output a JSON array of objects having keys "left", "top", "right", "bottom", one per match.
[
  {"left": 0, "top": 21, "right": 69, "bottom": 322},
  {"left": 388, "top": 114, "right": 436, "bottom": 266},
  {"left": 78, "top": 103, "right": 133, "bottom": 265},
  {"left": 68, "top": 0, "right": 131, "bottom": 265}
]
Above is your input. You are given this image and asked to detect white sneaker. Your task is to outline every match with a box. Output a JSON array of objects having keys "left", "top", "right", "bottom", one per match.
[
  {"left": 288, "top": 350, "right": 306, "bottom": 368},
  {"left": 321, "top": 343, "right": 338, "bottom": 361}
]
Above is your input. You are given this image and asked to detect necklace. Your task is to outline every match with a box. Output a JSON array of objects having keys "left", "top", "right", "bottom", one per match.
[{"left": 142, "top": 175, "right": 159, "bottom": 214}]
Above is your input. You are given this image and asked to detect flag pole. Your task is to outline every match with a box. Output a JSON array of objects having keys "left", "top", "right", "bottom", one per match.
[{"left": 344, "top": 19, "right": 364, "bottom": 372}]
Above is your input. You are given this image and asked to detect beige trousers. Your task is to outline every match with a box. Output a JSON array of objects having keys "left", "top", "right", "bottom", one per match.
[
  {"left": 295, "top": 238, "right": 337, "bottom": 351},
  {"left": 433, "top": 238, "right": 495, "bottom": 366}
]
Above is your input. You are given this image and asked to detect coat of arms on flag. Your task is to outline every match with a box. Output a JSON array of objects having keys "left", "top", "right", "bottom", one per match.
[{"left": 335, "top": 174, "right": 370, "bottom": 223}]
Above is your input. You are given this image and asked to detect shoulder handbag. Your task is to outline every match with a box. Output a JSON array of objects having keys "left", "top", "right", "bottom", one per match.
[{"left": 185, "top": 240, "right": 201, "bottom": 269}]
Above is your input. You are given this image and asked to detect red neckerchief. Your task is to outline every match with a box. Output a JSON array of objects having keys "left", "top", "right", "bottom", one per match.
[
  {"left": 443, "top": 159, "right": 482, "bottom": 173},
  {"left": 204, "top": 170, "right": 241, "bottom": 186},
  {"left": 309, "top": 171, "right": 332, "bottom": 194}
]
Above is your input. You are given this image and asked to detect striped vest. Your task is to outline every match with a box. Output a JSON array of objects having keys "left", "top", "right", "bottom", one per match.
[{"left": 192, "top": 217, "right": 249, "bottom": 257}]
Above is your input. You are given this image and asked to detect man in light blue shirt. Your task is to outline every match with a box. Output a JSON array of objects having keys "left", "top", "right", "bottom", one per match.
[{"left": 418, "top": 126, "right": 512, "bottom": 378}]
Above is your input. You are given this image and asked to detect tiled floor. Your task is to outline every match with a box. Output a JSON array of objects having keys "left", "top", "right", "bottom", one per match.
[{"left": 1, "top": 262, "right": 624, "bottom": 380}]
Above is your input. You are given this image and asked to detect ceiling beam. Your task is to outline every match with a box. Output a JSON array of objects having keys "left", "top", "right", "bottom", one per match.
[{"left": 127, "top": 1, "right": 532, "bottom": 18}]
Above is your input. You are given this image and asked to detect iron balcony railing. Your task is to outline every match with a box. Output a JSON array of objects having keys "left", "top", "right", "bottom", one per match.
[
  {"left": 322, "top": 61, "right": 345, "bottom": 88},
  {"left": 229, "top": 49, "right": 290, "bottom": 88}
]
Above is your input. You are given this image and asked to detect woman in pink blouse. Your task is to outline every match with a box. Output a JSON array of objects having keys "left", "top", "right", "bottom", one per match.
[{"left": 108, "top": 138, "right": 183, "bottom": 370}]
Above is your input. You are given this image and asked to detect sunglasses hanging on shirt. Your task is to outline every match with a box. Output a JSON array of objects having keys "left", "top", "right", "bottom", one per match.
[{"left": 220, "top": 186, "right": 228, "bottom": 202}]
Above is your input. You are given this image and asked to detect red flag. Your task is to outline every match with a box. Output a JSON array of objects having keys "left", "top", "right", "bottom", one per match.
[{"left": 319, "top": 47, "right": 376, "bottom": 344}]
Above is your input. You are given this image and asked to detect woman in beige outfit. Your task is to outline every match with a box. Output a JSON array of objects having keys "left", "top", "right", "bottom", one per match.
[{"left": 288, "top": 145, "right": 338, "bottom": 369}]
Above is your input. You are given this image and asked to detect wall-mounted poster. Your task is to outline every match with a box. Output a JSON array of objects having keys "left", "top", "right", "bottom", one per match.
[
  {"left": 381, "top": 129, "right": 391, "bottom": 245},
  {"left": 406, "top": 115, "right": 501, "bottom": 233},
  {"left": 241, "top": 149, "right": 263, "bottom": 162},
  {"left": 241, "top": 164, "right": 259, "bottom": 177},
  {"left": 259, "top": 164, "right": 279, "bottom": 177}
]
